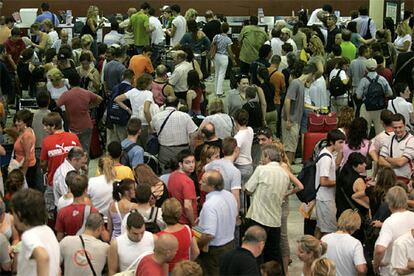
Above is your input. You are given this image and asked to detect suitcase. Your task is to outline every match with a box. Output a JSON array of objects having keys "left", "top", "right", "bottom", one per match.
[
  {"left": 307, "top": 112, "right": 338, "bottom": 133},
  {"left": 303, "top": 132, "right": 327, "bottom": 163}
]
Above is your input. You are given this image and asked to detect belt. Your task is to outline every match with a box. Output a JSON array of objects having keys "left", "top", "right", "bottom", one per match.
[
  {"left": 160, "top": 143, "right": 188, "bottom": 147},
  {"left": 209, "top": 239, "right": 234, "bottom": 249}
]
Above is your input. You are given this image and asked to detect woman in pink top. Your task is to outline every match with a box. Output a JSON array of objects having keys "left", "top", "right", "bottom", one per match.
[
  {"left": 336, "top": 117, "right": 378, "bottom": 171},
  {"left": 13, "top": 110, "right": 37, "bottom": 188}
]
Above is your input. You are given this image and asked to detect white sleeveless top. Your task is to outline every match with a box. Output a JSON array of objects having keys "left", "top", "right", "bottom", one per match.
[{"left": 116, "top": 231, "right": 154, "bottom": 271}]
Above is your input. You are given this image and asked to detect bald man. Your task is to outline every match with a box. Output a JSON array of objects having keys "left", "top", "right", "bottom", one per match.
[
  {"left": 194, "top": 122, "right": 223, "bottom": 161},
  {"left": 198, "top": 170, "right": 238, "bottom": 275},
  {"left": 136, "top": 234, "right": 178, "bottom": 276},
  {"left": 51, "top": 29, "right": 71, "bottom": 52}
]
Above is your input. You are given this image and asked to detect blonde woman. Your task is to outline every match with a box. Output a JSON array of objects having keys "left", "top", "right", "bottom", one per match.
[
  {"left": 29, "top": 23, "right": 52, "bottom": 51},
  {"left": 311, "top": 258, "right": 336, "bottom": 276},
  {"left": 308, "top": 35, "right": 326, "bottom": 77},
  {"left": 82, "top": 5, "right": 103, "bottom": 57},
  {"left": 297, "top": 235, "right": 328, "bottom": 276},
  {"left": 184, "top": 8, "right": 198, "bottom": 21},
  {"left": 394, "top": 22, "right": 412, "bottom": 54},
  {"left": 42, "top": 19, "right": 58, "bottom": 45},
  {"left": 46, "top": 68, "right": 69, "bottom": 104},
  {"left": 88, "top": 156, "right": 116, "bottom": 219},
  {"left": 76, "top": 52, "right": 100, "bottom": 93}
]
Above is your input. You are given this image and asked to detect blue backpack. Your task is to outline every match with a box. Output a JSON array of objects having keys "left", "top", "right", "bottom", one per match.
[{"left": 107, "top": 82, "right": 132, "bottom": 126}]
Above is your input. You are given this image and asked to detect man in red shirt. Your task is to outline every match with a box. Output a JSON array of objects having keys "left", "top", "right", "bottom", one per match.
[
  {"left": 57, "top": 72, "right": 102, "bottom": 154},
  {"left": 4, "top": 27, "right": 25, "bottom": 68},
  {"left": 136, "top": 233, "right": 178, "bottom": 276},
  {"left": 40, "top": 112, "right": 81, "bottom": 221},
  {"left": 55, "top": 174, "right": 98, "bottom": 241},
  {"left": 167, "top": 149, "right": 197, "bottom": 226}
]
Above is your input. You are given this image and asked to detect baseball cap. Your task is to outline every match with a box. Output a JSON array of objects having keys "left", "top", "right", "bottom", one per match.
[{"left": 365, "top": 58, "right": 377, "bottom": 70}]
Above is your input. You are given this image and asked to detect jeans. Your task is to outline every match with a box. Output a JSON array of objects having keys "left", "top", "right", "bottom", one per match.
[
  {"left": 214, "top": 54, "right": 229, "bottom": 96},
  {"left": 71, "top": 128, "right": 92, "bottom": 155}
]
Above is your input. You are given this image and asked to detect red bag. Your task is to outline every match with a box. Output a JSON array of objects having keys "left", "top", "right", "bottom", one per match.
[
  {"left": 303, "top": 132, "right": 327, "bottom": 162},
  {"left": 307, "top": 112, "right": 338, "bottom": 133}
]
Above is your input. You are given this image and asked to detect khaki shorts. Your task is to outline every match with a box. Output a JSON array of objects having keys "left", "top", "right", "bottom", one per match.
[
  {"left": 281, "top": 120, "right": 300, "bottom": 153},
  {"left": 315, "top": 199, "right": 337, "bottom": 233}
]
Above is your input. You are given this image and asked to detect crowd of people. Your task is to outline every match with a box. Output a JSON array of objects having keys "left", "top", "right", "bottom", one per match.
[{"left": 0, "top": 0, "right": 414, "bottom": 275}]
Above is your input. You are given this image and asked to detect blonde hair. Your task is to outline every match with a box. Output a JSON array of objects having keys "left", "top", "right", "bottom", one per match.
[
  {"left": 337, "top": 209, "right": 361, "bottom": 233},
  {"left": 42, "top": 19, "right": 53, "bottom": 29},
  {"left": 161, "top": 198, "right": 182, "bottom": 225},
  {"left": 184, "top": 8, "right": 198, "bottom": 21},
  {"left": 273, "top": 139, "right": 290, "bottom": 168},
  {"left": 309, "top": 35, "right": 325, "bottom": 56},
  {"left": 81, "top": 34, "right": 93, "bottom": 48},
  {"left": 47, "top": 68, "right": 64, "bottom": 80},
  {"left": 386, "top": 186, "right": 408, "bottom": 210},
  {"left": 172, "top": 260, "right": 203, "bottom": 276},
  {"left": 311, "top": 258, "right": 336, "bottom": 276},
  {"left": 297, "top": 235, "right": 327, "bottom": 259},
  {"left": 98, "top": 156, "right": 116, "bottom": 182},
  {"left": 397, "top": 22, "right": 412, "bottom": 37},
  {"left": 86, "top": 5, "right": 98, "bottom": 21},
  {"left": 207, "top": 98, "right": 225, "bottom": 114}
]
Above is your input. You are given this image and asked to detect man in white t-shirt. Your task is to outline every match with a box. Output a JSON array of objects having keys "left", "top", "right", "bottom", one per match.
[
  {"left": 315, "top": 129, "right": 346, "bottom": 239},
  {"left": 322, "top": 209, "right": 367, "bottom": 276},
  {"left": 387, "top": 82, "right": 414, "bottom": 130},
  {"left": 373, "top": 186, "right": 414, "bottom": 275},
  {"left": 390, "top": 228, "right": 414, "bottom": 275},
  {"left": 11, "top": 189, "right": 60, "bottom": 276},
  {"left": 168, "top": 4, "right": 186, "bottom": 46},
  {"left": 379, "top": 113, "right": 414, "bottom": 181}
]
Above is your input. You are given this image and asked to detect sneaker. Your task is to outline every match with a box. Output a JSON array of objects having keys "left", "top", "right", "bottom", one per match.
[{"left": 205, "top": 76, "right": 214, "bottom": 82}]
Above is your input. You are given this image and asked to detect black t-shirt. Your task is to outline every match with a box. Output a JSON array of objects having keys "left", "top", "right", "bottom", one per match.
[
  {"left": 326, "top": 27, "right": 341, "bottom": 53},
  {"left": 194, "top": 139, "right": 224, "bottom": 161},
  {"left": 202, "top": 20, "right": 222, "bottom": 42},
  {"left": 243, "top": 101, "right": 263, "bottom": 131},
  {"left": 261, "top": 82, "right": 276, "bottom": 112},
  {"left": 220, "top": 247, "right": 261, "bottom": 276}
]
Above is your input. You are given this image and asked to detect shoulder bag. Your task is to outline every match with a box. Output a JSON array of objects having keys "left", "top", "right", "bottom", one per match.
[{"left": 146, "top": 110, "right": 175, "bottom": 155}]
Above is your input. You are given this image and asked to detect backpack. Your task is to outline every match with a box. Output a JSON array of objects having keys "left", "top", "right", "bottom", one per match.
[
  {"left": 120, "top": 143, "right": 138, "bottom": 168},
  {"left": 363, "top": 18, "right": 372, "bottom": 39},
  {"left": 364, "top": 76, "right": 386, "bottom": 111},
  {"left": 143, "top": 152, "right": 162, "bottom": 175},
  {"left": 107, "top": 82, "right": 132, "bottom": 126},
  {"left": 329, "top": 70, "right": 347, "bottom": 97},
  {"left": 296, "top": 152, "right": 331, "bottom": 203},
  {"left": 145, "top": 207, "right": 161, "bottom": 233}
]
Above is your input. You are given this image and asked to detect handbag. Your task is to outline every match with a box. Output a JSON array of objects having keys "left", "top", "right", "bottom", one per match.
[
  {"left": 79, "top": 235, "right": 97, "bottom": 276},
  {"left": 113, "top": 252, "right": 152, "bottom": 276},
  {"left": 146, "top": 110, "right": 175, "bottom": 155},
  {"left": 307, "top": 112, "right": 338, "bottom": 133}
]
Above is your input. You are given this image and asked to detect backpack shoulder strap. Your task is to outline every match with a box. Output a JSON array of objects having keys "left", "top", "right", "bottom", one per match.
[
  {"left": 315, "top": 152, "right": 332, "bottom": 163},
  {"left": 391, "top": 99, "right": 397, "bottom": 114},
  {"left": 336, "top": 69, "right": 342, "bottom": 78},
  {"left": 124, "top": 143, "right": 138, "bottom": 153},
  {"left": 269, "top": 69, "right": 278, "bottom": 79},
  {"left": 76, "top": 205, "right": 91, "bottom": 235}
]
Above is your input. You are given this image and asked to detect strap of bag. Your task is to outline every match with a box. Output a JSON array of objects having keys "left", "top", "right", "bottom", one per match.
[
  {"left": 76, "top": 205, "right": 91, "bottom": 235},
  {"left": 158, "top": 110, "right": 175, "bottom": 136},
  {"left": 390, "top": 135, "right": 396, "bottom": 157},
  {"left": 124, "top": 143, "right": 138, "bottom": 154},
  {"left": 395, "top": 56, "right": 414, "bottom": 80},
  {"left": 340, "top": 186, "right": 358, "bottom": 210},
  {"left": 336, "top": 69, "right": 342, "bottom": 78},
  {"left": 79, "top": 235, "right": 97, "bottom": 276},
  {"left": 148, "top": 207, "right": 158, "bottom": 223},
  {"left": 391, "top": 99, "right": 397, "bottom": 114},
  {"left": 269, "top": 69, "right": 278, "bottom": 79},
  {"left": 314, "top": 153, "right": 332, "bottom": 194}
]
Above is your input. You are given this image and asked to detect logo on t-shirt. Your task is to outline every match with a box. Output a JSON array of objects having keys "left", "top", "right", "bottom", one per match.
[{"left": 73, "top": 249, "right": 92, "bottom": 267}]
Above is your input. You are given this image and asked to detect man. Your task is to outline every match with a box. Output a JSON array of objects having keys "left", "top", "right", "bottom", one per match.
[
  {"left": 379, "top": 113, "right": 414, "bottom": 181},
  {"left": 107, "top": 141, "right": 135, "bottom": 180},
  {"left": 136, "top": 234, "right": 178, "bottom": 276},
  {"left": 148, "top": 7, "right": 165, "bottom": 66},
  {"left": 168, "top": 149, "right": 197, "bottom": 226},
  {"left": 129, "top": 2, "right": 152, "bottom": 54},
  {"left": 373, "top": 186, "right": 414, "bottom": 275},
  {"left": 326, "top": 45, "right": 343, "bottom": 77},
  {"left": 55, "top": 174, "right": 98, "bottom": 240},
  {"left": 325, "top": 14, "right": 341, "bottom": 53},
  {"left": 11, "top": 189, "right": 60, "bottom": 276},
  {"left": 168, "top": 50, "right": 192, "bottom": 99},
  {"left": 128, "top": 45, "right": 154, "bottom": 82},
  {"left": 352, "top": 6, "right": 376, "bottom": 39},
  {"left": 356, "top": 58, "right": 393, "bottom": 135},
  {"left": 35, "top": 2, "right": 59, "bottom": 26},
  {"left": 194, "top": 122, "right": 223, "bottom": 161},
  {"left": 40, "top": 112, "right": 81, "bottom": 218},
  {"left": 198, "top": 170, "right": 238, "bottom": 275},
  {"left": 250, "top": 44, "right": 272, "bottom": 86},
  {"left": 57, "top": 72, "right": 103, "bottom": 153},
  {"left": 387, "top": 81, "right": 413, "bottom": 129},
  {"left": 53, "top": 147, "right": 87, "bottom": 207},
  {"left": 152, "top": 96, "right": 197, "bottom": 168},
  {"left": 282, "top": 63, "right": 317, "bottom": 163},
  {"left": 307, "top": 4, "right": 333, "bottom": 26},
  {"left": 219, "top": 225, "right": 266, "bottom": 276},
  {"left": 340, "top": 29, "right": 357, "bottom": 62},
  {"left": 51, "top": 29, "right": 70, "bottom": 52},
  {"left": 107, "top": 69, "right": 134, "bottom": 144},
  {"left": 103, "top": 21, "right": 124, "bottom": 46},
  {"left": 245, "top": 145, "right": 290, "bottom": 264},
  {"left": 372, "top": 110, "right": 394, "bottom": 154},
  {"left": 205, "top": 137, "right": 241, "bottom": 209},
  {"left": 267, "top": 55, "right": 285, "bottom": 137},
  {"left": 60, "top": 213, "right": 109, "bottom": 276},
  {"left": 202, "top": 10, "right": 221, "bottom": 42},
  {"left": 280, "top": 27, "right": 298, "bottom": 53},
  {"left": 391, "top": 228, "right": 414, "bottom": 275},
  {"left": 104, "top": 46, "right": 127, "bottom": 94},
  {"left": 349, "top": 45, "right": 370, "bottom": 116},
  {"left": 119, "top": 8, "right": 137, "bottom": 55},
  {"left": 314, "top": 129, "right": 346, "bottom": 239},
  {"left": 108, "top": 211, "right": 155, "bottom": 275},
  {"left": 121, "top": 118, "right": 144, "bottom": 169},
  {"left": 167, "top": 4, "right": 186, "bottom": 46},
  {"left": 238, "top": 16, "right": 268, "bottom": 75}
]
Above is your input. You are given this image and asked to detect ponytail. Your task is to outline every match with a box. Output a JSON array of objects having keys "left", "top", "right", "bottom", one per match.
[
  {"left": 99, "top": 156, "right": 116, "bottom": 183},
  {"left": 112, "top": 178, "right": 136, "bottom": 202}
]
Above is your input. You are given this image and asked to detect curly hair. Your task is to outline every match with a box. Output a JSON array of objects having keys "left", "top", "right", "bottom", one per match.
[{"left": 346, "top": 117, "right": 368, "bottom": 150}]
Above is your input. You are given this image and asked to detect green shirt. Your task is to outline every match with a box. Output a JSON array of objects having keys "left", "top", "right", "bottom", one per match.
[
  {"left": 238, "top": 25, "right": 268, "bottom": 64},
  {"left": 340, "top": 41, "right": 357, "bottom": 62},
  {"left": 130, "top": 10, "right": 150, "bottom": 46}
]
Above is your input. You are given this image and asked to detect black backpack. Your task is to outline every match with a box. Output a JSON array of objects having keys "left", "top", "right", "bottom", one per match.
[
  {"left": 120, "top": 143, "right": 138, "bottom": 168},
  {"left": 145, "top": 207, "right": 161, "bottom": 233},
  {"left": 364, "top": 76, "right": 386, "bottom": 111},
  {"left": 296, "top": 153, "right": 331, "bottom": 203},
  {"left": 363, "top": 19, "right": 372, "bottom": 39},
  {"left": 329, "top": 70, "right": 347, "bottom": 97}
]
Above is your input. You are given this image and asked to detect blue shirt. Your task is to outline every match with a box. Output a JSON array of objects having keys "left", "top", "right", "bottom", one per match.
[
  {"left": 35, "top": 12, "right": 60, "bottom": 26},
  {"left": 120, "top": 139, "right": 144, "bottom": 169}
]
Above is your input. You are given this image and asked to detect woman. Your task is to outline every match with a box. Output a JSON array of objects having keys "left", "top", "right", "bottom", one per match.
[
  {"left": 292, "top": 22, "right": 307, "bottom": 53},
  {"left": 307, "top": 35, "right": 326, "bottom": 76},
  {"left": 42, "top": 19, "right": 59, "bottom": 45},
  {"left": 186, "top": 70, "right": 204, "bottom": 116},
  {"left": 184, "top": 8, "right": 198, "bottom": 21},
  {"left": 82, "top": 5, "right": 103, "bottom": 57},
  {"left": 335, "top": 152, "right": 368, "bottom": 241},
  {"left": 79, "top": 34, "right": 96, "bottom": 63},
  {"left": 311, "top": 258, "right": 336, "bottom": 276},
  {"left": 199, "top": 98, "right": 234, "bottom": 139},
  {"left": 88, "top": 156, "right": 116, "bottom": 219},
  {"left": 212, "top": 22, "right": 236, "bottom": 97},
  {"left": 337, "top": 107, "right": 355, "bottom": 137},
  {"left": 107, "top": 178, "right": 138, "bottom": 239},
  {"left": 43, "top": 48, "right": 57, "bottom": 72},
  {"left": 383, "top": 17, "right": 396, "bottom": 43},
  {"left": 3, "top": 169, "right": 25, "bottom": 205},
  {"left": 196, "top": 145, "right": 221, "bottom": 206},
  {"left": 337, "top": 117, "right": 377, "bottom": 169},
  {"left": 388, "top": 82, "right": 413, "bottom": 130},
  {"left": 234, "top": 109, "right": 254, "bottom": 184},
  {"left": 13, "top": 110, "right": 36, "bottom": 189},
  {"left": 258, "top": 67, "right": 277, "bottom": 135},
  {"left": 157, "top": 198, "right": 199, "bottom": 272},
  {"left": 297, "top": 235, "right": 328, "bottom": 276},
  {"left": 180, "top": 44, "right": 203, "bottom": 80},
  {"left": 134, "top": 164, "right": 169, "bottom": 208},
  {"left": 394, "top": 22, "right": 412, "bottom": 54},
  {"left": 29, "top": 23, "right": 52, "bottom": 53},
  {"left": 0, "top": 200, "right": 19, "bottom": 246},
  {"left": 347, "top": 21, "right": 375, "bottom": 48},
  {"left": 46, "top": 67, "right": 69, "bottom": 105},
  {"left": 76, "top": 52, "right": 100, "bottom": 94}
]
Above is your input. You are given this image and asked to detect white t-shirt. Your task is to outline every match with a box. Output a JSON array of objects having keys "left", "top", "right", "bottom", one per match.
[
  {"left": 376, "top": 210, "right": 414, "bottom": 276},
  {"left": 394, "top": 34, "right": 412, "bottom": 54},
  {"left": 372, "top": 130, "right": 394, "bottom": 154},
  {"left": 149, "top": 16, "right": 165, "bottom": 45},
  {"left": 391, "top": 231, "right": 414, "bottom": 276},
  {"left": 234, "top": 127, "right": 254, "bottom": 166},
  {"left": 48, "top": 30, "right": 59, "bottom": 45},
  {"left": 46, "top": 79, "right": 70, "bottom": 111},
  {"left": 322, "top": 232, "right": 366, "bottom": 276},
  {"left": 171, "top": 15, "right": 186, "bottom": 46},
  {"left": 88, "top": 175, "right": 113, "bottom": 218},
  {"left": 388, "top": 97, "right": 413, "bottom": 130},
  {"left": 57, "top": 195, "right": 73, "bottom": 211},
  {"left": 18, "top": 225, "right": 60, "bottom": 276},
  {"left": 315, "top": 148, "right": 336, "bottom": 201},
  {"left": 265, "top": 37, "right": 283, "bottom": 57},
  {"left": 124, "top": 88, "right": 154, "bottom": 125},
  {"left": 306, "top": 76, "right": 329, "bottom": 108}
]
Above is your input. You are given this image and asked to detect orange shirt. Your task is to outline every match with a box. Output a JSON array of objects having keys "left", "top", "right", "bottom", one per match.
[
  {"left": 128, "top": 54, "right": 154, "bottom": 85},
  {"left": 14, "top": 128, "right": 36, "bottom": 167},
  {"left": 267, "top": 67, "right": 285, "bottom": 105}
]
